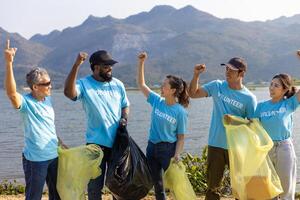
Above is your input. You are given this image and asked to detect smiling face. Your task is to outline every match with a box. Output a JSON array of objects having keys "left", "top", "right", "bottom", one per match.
[
  {"left": 269, "top": 78, "right": 287, "bottom": 101},
  {"left": 225, "top": 66, "right": 244, "bottom": 83},
  {"left": 33, "top": 74, "right": 52, "bottom": 97},
  {"left": 94, "top": 64, "right": 113, "bottom": 82},
  {"left": 160, "top": 78, "right": 175, "bottom": 98}
]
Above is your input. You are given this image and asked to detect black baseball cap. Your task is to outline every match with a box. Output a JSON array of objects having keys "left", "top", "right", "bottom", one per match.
[
  {"left": 89, "top": 50, "right": 118, "bottom": 66},
  {"left": 221, "top": 57, "right": 247, "bottom": 72}
]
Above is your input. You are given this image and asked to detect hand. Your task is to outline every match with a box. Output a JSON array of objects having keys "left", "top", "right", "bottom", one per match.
[
  {"left": 138, "top": 52, "right": 147, "bottom": 62},
  {"left": 173, "top": 154, "right": 180, "bottom": 163},
  {"left": 4, "top": 39, "right": 17, "bottom": 63},
  {"left": 60, "top": 142, "right": 69, "bottom": 149},
  {"left": 297, "top": 50, "right": 300, "bottom": 58},
  {"left": 119, "top": 117, "right": 127, "bottom": 126},
  {"left": 194, "top": 64, "right": 206, "bottom": 76},
  {"left": 75, "top": 52, "right": 88, "bottom": 66}
]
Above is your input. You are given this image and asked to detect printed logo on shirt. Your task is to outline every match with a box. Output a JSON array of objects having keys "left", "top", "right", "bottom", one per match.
[
  {"left": 96, "top": 89, "right": 121, "bottom": 99},
  {"left": 260, "top": 107, "right": 286, "bottom": 117},
  {"left": 154, "top": 108, "right": 176, "bottom": 125},
  {"left": 218, "top": 92, "right": 244, "bottom": 109}
]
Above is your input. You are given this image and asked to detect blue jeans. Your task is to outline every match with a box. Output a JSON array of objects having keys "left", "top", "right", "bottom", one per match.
[
  {"left": 146, "top": 141, "right": 176, "bottom": 200},
  {"left": 22, "top": 154, "right": 60, "bottom": 200},
  {"left": 87, "top": 144, "right": 116, "bottom": 200}
]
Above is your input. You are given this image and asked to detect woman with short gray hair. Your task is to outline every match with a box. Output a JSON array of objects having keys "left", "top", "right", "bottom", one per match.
[{"left": 4, "top": 39, "right": 66, "bottom": 200}]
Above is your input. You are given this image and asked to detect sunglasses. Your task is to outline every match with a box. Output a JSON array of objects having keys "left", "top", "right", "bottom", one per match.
[{"left": 37, "top": 81, "right": 51, "bottom": 87}]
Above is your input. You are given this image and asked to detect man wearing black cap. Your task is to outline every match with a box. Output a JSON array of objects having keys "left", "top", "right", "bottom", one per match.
[
  {"left": 189, "top": 57, "right": 257, "bottom": 200},
  {"left": 64, "top": 50, "right": 130, "bottom": 200}
]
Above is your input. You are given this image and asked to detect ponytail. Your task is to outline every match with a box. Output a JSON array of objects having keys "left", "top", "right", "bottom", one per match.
[
  {"left": 284, "top": 86, "right": 297, "bottom": 99},
  {"left": 178, "top": 80, "right": 190, "bottom": 108},
  {"left": 166, "top": 75, "right": 190, "bottom": 108}
]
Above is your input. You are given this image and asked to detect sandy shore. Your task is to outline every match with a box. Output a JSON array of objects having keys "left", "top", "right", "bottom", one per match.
[{"left": 0, "top": 194, "right": 233, "bottom": 200}]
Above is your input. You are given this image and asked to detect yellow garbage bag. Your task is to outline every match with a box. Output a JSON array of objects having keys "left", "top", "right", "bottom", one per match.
[
  {"left": 223, "top": 115, "right": 283, "bottom": 200},
  {"left": 57, "top": 144, "right": 103, "bottom": 200},
  {"left": 163, "top": 158, "right": 196, "bottom": 200}
]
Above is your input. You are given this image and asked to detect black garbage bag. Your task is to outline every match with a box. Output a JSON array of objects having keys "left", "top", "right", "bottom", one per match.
[{"left": 106, "top": 124, "right": 153, "bottom": 200}]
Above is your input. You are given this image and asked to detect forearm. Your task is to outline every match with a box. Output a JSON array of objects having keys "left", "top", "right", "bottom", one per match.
[
  {"left": 296, "top": 86, "right": 300, "bottom": 102},
  {"left": 174, "top": 135, "right": 185, "bottom": 157},
  {"left": 64, "top": 64, "right": 80, "bottom": 99},
  {"left": 5, "top": 62, "right": 21, "bottom": 108},
  {"left": 137, "top": 60, "right": 151, "bottom": 97},
  {"left": 121, "top": 107, "right": 130, "bottom": 120},
  {"left": 189, "top": 73, "right": 200, "bottom": 96},
  {"left": 5, "top": 62, "right": 17, "bottom": 96},
  {"left": 137, "top": 60, "right": 146, "bottom": 88}
]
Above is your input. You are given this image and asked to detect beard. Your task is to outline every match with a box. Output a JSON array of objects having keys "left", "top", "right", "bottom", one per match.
[{"left": 99, "top": 71, "right": 112, "bottom": 82}]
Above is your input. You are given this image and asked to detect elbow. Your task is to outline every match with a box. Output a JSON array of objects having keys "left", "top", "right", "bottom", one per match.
[
  {"left": 188, "top": 91, "right": 196, "bottom": 98},
  {"left": 63, "top": 89, "right": 70, "bottom": 98},
  {"left": 64, "top": 89, "right": 76, "bottom": 100}
]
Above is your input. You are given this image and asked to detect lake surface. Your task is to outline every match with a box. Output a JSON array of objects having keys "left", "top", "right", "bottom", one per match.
[{"left": 0, "top": 88, "right": 299, "bottom": 184}]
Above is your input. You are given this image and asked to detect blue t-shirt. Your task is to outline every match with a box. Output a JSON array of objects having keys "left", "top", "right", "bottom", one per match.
[
  {"left": 19, "top": 94, "right": 58, "bottom": 161},
  {"left": 255, "top": 95, "right": 300, "bottom": 141},
  {"left": 147, "top": 91, "right": 188, "bottom": 144},
  {"left": 75, "top": 76, "right": 130, "bottom": 147},
  {"left": 203, "top": 80, "right": 257, "bottom": 149}
]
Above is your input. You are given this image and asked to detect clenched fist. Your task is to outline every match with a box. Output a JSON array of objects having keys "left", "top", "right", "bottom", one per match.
[
  {"left": 138, "top": 52, "right": 147, "bottom": 62},
  {"left": 194, "top": 64, "right": 206, "bottom": 76},
  {"left": 75, "top": 52, "right": 88, "bottom": 66}
]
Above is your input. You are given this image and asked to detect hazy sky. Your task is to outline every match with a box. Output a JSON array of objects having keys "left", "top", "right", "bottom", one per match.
[{"left": 1, "top": 0, "right": 300, "bottom": 39}]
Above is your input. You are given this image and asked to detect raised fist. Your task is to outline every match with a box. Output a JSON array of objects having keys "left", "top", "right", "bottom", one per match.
[
  {"left": 138, "top": 52, "right": 147, "bottom": 61},
  {"left": 75, "top": 52, "right": 88, "bottom": 66},
  {"left": 194, "top": 64, "right": 206, "bottom": 75}
]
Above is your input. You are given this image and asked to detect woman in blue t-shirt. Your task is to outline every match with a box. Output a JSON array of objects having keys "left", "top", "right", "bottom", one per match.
[
  {"left": 137, "top": 52, "right": 189, "bottom": 200},
  {"left": 255, "top": 68, "right": 300, "bottom": 198}
]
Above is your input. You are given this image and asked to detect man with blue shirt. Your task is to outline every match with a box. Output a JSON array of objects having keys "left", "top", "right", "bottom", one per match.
[
  {"left": 189, "top": 57, "right": 257, "bottom": 200},
  {"left": 4, "top": 40, "right": 63, "bottom": 200},
  {"left": 64, "top": 50, "right": 130, "bottom": 200}
]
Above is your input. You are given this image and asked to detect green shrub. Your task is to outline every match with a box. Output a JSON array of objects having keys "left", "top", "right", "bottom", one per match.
[
  {"left": 0, "top": 180, "right": 25, "bottom": 195},
  {"left": 181, "top": 146, "right": 231, "bottom": 196}
]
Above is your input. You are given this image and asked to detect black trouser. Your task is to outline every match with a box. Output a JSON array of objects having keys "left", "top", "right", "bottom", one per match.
[{"left": 205, "top": 146, "right": 229, "bottom": 200}]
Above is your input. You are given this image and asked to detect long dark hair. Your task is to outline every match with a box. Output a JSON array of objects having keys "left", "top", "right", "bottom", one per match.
[
  {"left": 272, "top": 73, "right": 297, "bottom": 99},
  {"left": 166, "top": 75, "right": 190, "bottom": 108}
]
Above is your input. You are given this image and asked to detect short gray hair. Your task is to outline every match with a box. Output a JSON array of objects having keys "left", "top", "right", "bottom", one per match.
[{"left": 26, "top": 67, "right": 49, "bottom": 89}]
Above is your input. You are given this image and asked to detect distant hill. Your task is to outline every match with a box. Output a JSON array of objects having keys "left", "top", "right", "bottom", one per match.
[{"left": 1, "top": 5, "right": 300, "bottom": 88}]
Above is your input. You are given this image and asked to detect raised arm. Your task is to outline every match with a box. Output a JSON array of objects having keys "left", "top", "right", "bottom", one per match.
[
  {"left": 64, "top": 52, "right": 88, "bottom": 100},
  {"left": 188, "top": 64, "right": 208, "bottom": 98},
  {"left": 4, "top": 39, "right": 21, "bottom": 109},
  {"left": 137, "top": 52, "right": 151, "bottom": 98}
]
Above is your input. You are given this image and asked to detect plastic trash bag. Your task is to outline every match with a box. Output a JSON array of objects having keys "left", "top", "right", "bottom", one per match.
[
  {"left": 223, "top": 115, "right": 283, "bottom": 200},
  {"left": 163, "top": 158, "right": 196, "bottom": 200},
  {"left": 106, "top": 124, "right": 153, "bottom": 200},
  {"left": 57, "top": 144, "right": 104, "bottom": 200}
]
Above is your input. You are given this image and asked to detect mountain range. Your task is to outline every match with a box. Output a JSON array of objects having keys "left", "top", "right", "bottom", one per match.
[{"left": 1, "top": 5, "right": 300, "bottom": 88}]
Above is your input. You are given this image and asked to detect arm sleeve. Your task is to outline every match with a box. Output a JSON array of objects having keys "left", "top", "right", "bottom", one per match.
[
  {"left": 246, "top": 95, "right": 257, "bottom": 118},
  {"left": 75, "top": 80, "right": 83, "bottom": 101},
  {"left": 177, "top": 110, "right": 188, "bottom": 134},
  {"left": 18, "top": 95, "right": 27, "bottom": 113},
  {"left": 120, "top": 83, "right": 130, "bottom": 108},
  {"left": 202, "top": 80, "right": 219, "bottom": 97},
  {"left": 147, "top": 91, "right": 161, "bottom": 107}
]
